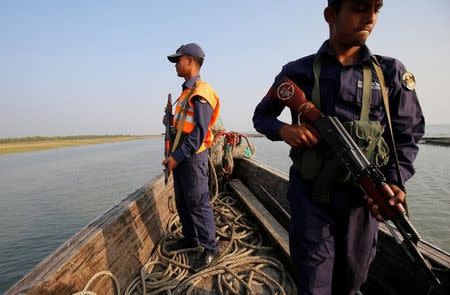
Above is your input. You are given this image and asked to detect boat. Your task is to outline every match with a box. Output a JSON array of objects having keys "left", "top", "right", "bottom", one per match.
[{"left": 5, "top": 135, "right": 450, "bottom": 295}]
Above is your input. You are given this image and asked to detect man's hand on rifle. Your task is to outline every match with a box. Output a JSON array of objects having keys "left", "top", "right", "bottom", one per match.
[
  {"left": 163, "top": 114, "right": 174, "bottom": 126},
  {"left": 279, "top": 122, "right": 319, "bottom": 148},
  {"left": 367, "top": 183, "right": 406, "bottom": 222},
  {"left": 162, "top": 156, "right": 178, "bottom": 173}
]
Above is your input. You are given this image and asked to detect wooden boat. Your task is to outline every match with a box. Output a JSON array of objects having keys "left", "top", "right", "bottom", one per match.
[{"left": 6, "top": 154, "right": 450, "bottom": 294}]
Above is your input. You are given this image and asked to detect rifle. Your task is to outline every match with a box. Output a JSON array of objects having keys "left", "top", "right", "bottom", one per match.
[
  {"left": 272, "top": 77, "right": 441, "bottom": 286},
  {"left": 164, "top": 93, "right": 172, "bottom": 185}
]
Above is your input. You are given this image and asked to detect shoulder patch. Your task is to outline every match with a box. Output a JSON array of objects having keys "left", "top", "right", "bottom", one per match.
[{"left": 402, "top": 72, "right": 416, "bottom": 90}]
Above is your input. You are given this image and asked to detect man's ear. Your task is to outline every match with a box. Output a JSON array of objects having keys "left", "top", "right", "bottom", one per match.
[{"left": 324, "top": 6, "right": 335, "bottom": 25}]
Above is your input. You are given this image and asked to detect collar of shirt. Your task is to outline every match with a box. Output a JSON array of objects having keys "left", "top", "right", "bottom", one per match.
[
  {"left": 316, "top": 40, "right": 373, "bottom": 65},
  {"left": 182, "top": 75, "right": 200, "bottom": 90}
]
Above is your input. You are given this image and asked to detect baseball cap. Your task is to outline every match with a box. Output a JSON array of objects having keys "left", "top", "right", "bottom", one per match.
[{"left": 167, "top": 43, "right": 205, "bottom": 63}]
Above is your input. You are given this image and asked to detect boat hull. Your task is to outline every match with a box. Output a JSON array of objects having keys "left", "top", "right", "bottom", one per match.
[{"left": 7, "top": 176, "right": 173, "bottom": 295}]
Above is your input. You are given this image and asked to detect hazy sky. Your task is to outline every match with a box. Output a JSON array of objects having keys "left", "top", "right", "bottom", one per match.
[{"left": 1, "top": 1, "right": 450, "bottom": 138}]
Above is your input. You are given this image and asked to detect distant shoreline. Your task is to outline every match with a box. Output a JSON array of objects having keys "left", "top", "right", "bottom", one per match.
[
  {"left": 1, "top": 134, "right": 447, "bottom": 156},
  {"left": 0, "top": 135, "right": 159, "bottom": 155},
  {"left": 419, "top": 137, "right": 450, "bottom": 147}
]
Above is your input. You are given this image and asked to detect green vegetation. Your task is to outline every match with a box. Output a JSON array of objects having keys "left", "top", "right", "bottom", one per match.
[{"left": 0, "top": 135, "right": 159, "bottom": 155}]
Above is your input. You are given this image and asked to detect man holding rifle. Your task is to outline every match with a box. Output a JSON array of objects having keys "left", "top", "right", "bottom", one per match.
[
  {"left": 163, "top": 43, "right": 220, "bottom": 271},
  {"left": 253, "top": 0, "right": 425, "bottom": 294}
]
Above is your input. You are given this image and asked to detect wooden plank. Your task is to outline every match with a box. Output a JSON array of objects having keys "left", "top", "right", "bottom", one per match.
[
  {"left": 227, "top": 179, "right": 290, "bottom": 257},
  {"left": 234, "top": 158, "right": 290, "bottom": 229}
]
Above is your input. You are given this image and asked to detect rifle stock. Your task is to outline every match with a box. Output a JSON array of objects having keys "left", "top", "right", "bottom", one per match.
[{"left": 272, "top": 76, "right": 441, "bottom": 286}]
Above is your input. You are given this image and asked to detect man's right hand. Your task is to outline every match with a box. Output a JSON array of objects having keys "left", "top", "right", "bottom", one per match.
[
  {"left": 279, "top": 123, "right": 319, "bottom": 148},
  {"left": 163, "top": 114, "right": 174, "bottom": 126},
  {"left": 162, "top": 156, "right": 178, "bottom": 172}
]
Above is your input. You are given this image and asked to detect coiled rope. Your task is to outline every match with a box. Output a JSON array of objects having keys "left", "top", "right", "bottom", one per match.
[
  {"left": 73, "top": 143, "right": 295, "bottom": 295},
  {"left": 212, "top": 131, "right": 256, "bottom": 178}
]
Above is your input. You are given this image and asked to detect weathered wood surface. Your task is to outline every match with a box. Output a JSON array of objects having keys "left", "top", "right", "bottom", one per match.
[
  {"left": 233, "top": 158, "right": 290, "bottom": 230},
  {"left": 233, "top": 158, "right": 450, "bottom": 295},
  {"left": 6, "top": 175, "right": 175, "bottom": 295},
  {"left": 227, "top": 179, "right": 290, "bottom": 257}
]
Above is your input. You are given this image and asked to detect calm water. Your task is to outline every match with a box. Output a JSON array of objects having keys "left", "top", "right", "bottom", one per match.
[{"left": 1, "top": 127, "right": 449, "bottom": 293}]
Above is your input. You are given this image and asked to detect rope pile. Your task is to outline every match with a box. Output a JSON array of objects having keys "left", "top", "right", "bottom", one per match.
[
  {"left": 73, "top": 139, "right": 296, "bottom": 295},
  {"left": 212, "top": 131, "right": 256, "bottom": 178},
  {"left": 119, "top": 188, "right": 296, "bottom": 295}
]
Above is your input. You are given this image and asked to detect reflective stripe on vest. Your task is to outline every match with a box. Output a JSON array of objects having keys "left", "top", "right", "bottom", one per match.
[{"left": 173, "top": 80, "right": 220, "bottom": 153}]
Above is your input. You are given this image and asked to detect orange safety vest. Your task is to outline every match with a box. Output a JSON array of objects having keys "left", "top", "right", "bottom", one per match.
[{"left": 173, "top": 80, "right": 220, "bottom": 153}]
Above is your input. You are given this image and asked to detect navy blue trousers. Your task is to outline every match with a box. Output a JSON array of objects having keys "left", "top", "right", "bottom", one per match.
[
  {"left": 172, "top": 150, "right": 217, "bottom": 252},
  {"left": 287, "top": 167, "right": 378, "bottom": 295}
]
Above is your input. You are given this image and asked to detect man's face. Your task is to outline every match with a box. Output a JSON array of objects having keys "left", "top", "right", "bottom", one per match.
[
  {"left": 175, "top": 55, "right": 191, "bottom": 77},
  {"left": 330, "top": 0, "right": 383, "bottom": 47}
]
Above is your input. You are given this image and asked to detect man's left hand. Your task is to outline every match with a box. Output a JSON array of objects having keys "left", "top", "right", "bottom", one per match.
[{"left": 367, "top": 183, "right": 406, "bottom": 222}]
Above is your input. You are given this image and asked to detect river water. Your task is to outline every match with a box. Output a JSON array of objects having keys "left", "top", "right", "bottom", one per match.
[{"left": 0, "top": 128, "right": 449, "bottom": 293}]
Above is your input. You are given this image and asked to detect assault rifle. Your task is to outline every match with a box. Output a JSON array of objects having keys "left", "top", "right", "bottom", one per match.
[
  {"left": 272, "top": 77, "right": 441, "bottom": 286},
  {"left": 163, "top": 93, "right": 172, "bottom": 185}
]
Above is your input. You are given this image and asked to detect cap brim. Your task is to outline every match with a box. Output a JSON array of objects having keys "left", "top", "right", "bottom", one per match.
[{"left": 167, "top": 53, "right": 183, "bottom": 63}]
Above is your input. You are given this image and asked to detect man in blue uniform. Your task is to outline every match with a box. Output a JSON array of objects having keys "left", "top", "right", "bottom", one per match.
[
  {"left": 253, "top": 1, "right": 424, "bottom": 294},
  {"left": 163, "top": 43, "right": 220, "bottom": 271}
]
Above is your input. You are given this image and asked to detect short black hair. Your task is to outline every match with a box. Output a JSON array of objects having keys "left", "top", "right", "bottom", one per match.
[
  {"left": 181, "top": 55, "right": 203, "bottom": 68},
  {"left": 329, "top": 0, "right": 383, "bottom": 12},
  {"left": 328, "top": 0, "right": 343, "bottom": 12},
  {"left": 195, "top": 57, "right": 204, "bottom": 67}
]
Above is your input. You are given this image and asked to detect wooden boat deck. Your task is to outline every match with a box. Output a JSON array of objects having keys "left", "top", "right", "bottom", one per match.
[{"left": 7, "top": 166, "right": 297, "bottom": 294}]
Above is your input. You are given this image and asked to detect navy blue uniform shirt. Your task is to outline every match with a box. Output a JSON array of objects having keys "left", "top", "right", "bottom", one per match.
[
  {"left": 253, "top": 41, "right": 425, "bottom": 185},
  {"left": 171, "top": 75, "right": 214, "bottom": 163}
]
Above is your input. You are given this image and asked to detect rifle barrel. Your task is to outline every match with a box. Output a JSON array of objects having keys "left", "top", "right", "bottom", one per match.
[{"left": 164, "top": 93, "right": 172, "bottom": 185}]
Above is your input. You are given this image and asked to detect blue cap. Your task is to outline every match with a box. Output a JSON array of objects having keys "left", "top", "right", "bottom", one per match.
[{"left": 167, "top": 43, "right": 205, "bottom": 63}]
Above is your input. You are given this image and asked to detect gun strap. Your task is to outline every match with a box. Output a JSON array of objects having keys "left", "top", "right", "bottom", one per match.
[
  {"left": 312, "top": 55, "right": 321, "bottom": 109},
  {"left": 361, "top": 63, "right": 372, "bottom": 122},
  {"left": 371, "top": 57, "right": 404, "bottom": 186},
  {"left": 313, "top": 56, "right": 372, "bottom": 123},
  {"left": 171, "top": 85, "right": 197, "bottom": 153}
]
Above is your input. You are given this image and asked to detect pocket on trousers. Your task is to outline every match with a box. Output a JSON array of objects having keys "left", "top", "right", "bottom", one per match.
[
  {"left": 189, "top": 192, "right": 210, "bottom": 207},
  {"left": 188, "top": 160, "right": 209, "bottom": 196},
  {"left": 365, "top": 231, "right": 378, "bottom": 272},
  {"left": 296, "top": 226, "right": 333, "bottom": 267}
]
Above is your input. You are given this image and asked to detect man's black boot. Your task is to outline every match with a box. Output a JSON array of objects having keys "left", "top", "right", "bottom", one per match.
[
  {"left": 166, "top": 238, "right": 199, "bottom": 252},
  {"left": 193, "top": 249, "right": 217, "bottom": 272}
]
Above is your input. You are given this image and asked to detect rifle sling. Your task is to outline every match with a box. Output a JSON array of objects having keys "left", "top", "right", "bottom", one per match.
[
  {"left": 371, "top": 57, "right": 404, "bottom": 186},
  {"left": 312, "top": 56, "right": 372, "bottom": 122},
  {"left": 171, "top": 85, "right": 197, "bottom": 153}
]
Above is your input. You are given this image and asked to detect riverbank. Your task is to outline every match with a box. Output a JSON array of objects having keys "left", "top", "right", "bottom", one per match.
[
  {"left": 420, "top": 137, "right": 450, "bottom": 146},
  {"left": 0, "top": 135, "right": 158, "bottom": 155}
]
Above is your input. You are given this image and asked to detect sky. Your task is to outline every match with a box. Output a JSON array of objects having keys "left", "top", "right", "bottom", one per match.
[{"left": 1, "top": 0, "right": 450, "bottom": 138}]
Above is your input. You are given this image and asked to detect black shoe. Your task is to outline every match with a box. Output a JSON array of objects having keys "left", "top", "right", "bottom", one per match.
[
  {"left": 193, "top": 249, "right": 217, "bottom": 272},
  {"left": 166, "top": 238, "right": 199, "bottom": 252}
]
